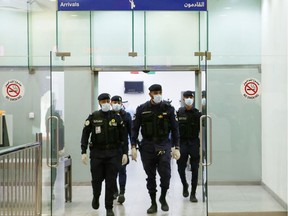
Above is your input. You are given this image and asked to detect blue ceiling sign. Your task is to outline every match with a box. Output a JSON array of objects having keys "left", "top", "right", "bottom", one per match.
[{"left": 58, "top": 0, "right": 207, "bottom": 11}]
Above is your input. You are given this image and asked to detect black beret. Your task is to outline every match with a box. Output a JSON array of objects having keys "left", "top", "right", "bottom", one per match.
[
  {"left": 111, "top": 95, "right": 122, "bottom": 102},
  {"left": 97, "top": 93, "right": 110, "bottom": 101},
  {"left": 149, "top": 84, "right": 162, "bottom": 91},
  {"left": 183, "top": 91, "right": 194, "bottom": 97}
]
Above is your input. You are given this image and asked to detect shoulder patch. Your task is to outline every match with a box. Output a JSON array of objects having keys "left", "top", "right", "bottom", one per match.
[{"left": 85, "top": 120, "right": 90, "bottom": 126}]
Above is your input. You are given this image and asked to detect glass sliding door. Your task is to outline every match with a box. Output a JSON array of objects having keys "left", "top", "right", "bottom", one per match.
[{"left": 42, "top": 51, "right": 68, "bottom": 216}]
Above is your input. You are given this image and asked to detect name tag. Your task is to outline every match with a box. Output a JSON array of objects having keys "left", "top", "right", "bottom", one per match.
[{"left": 95, "top": 126, "right": 101, "bottom": 134}]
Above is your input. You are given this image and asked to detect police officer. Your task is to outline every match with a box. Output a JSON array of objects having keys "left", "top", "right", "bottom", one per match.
[
  {"left": 176, "top": 90, "right": 202, "bottom": 202},
  {"left": 131, "top": 84, "right": 180, "bottom": 214},
  {"left": 111, "top": 95, "right": 132, "bottom": 204},
  {"left": 80, "top": 93, "right": 128, "bottom": 216}
]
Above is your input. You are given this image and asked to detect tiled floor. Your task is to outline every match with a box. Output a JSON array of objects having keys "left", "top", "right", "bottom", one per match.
[{"left": 43, "top": 159, "right": 286, "bottom": 216}]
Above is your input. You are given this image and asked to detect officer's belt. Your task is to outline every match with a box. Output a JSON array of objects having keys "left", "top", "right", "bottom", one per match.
[
  {"left": 143, "top": 137, "right": 167, "bottom": 143},
  {"left": 93, "top": 144, "right": 118, "bottom": 150}
]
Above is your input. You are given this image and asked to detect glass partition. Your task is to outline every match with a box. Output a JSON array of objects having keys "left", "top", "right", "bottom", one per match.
[{"left": 206, "top": 63, "right": 287, "bottom": 215}]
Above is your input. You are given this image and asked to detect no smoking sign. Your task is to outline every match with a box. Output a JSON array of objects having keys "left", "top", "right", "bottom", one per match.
[
  {"left": 2, "top": 79, "right": 25, "bottom": 102},
  {"left": 241, "top": 78, "right": 260, "bottom": 99}
]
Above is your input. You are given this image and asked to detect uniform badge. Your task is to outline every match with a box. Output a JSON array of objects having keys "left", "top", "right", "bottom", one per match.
[
  {"left": 109, "top": 119, "right": 117, "bottom": 126},
  {"left": 85, "top": 120, "right": 90, "bottom": 126}
]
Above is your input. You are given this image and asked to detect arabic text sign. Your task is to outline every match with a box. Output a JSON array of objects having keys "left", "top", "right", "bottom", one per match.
[{"left": 58, "top": 0, "right": 207, "bottom": 11}]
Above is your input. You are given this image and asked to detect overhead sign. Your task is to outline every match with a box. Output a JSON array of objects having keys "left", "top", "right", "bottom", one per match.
[
  {"left": 241, "top": 78, "right": 261, "bottom": 99},
  {"left": 2, "top": 79, "right": 25, "bottom": 102},
  {"left": 58, "top": 0, "right": 207, "bottom": 11}
]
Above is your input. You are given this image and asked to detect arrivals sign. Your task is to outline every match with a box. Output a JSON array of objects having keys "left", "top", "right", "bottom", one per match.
[{"left": 58, "top": 0, "right": 207, "bottom": 11}]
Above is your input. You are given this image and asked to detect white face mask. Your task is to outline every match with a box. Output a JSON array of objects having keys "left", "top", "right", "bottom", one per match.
[
  {"left": 112, "top": 103, "right": 121, "bottom": 112},
  {"left": 101, "top": 103, "right": 110, "bottom": 112},
  {"left": 202, "top": 98, "right": 206, "bottom": 106},
  {"left": 184, "top": 98, "right": 194, "bottom": 106},
  {"left": 152, "top": 94, "right": 162, "bottom": 104}
]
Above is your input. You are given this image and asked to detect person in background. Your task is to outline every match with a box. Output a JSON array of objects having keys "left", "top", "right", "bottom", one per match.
[
  {"left": 80, "top": 93, "right": 128, "bottom": 216},
  {"left": 111, "top": 95, "right": 132, "bottom": 204},
  {"left": 131, "top": 84, "right": 180, "bottom": 214},
  {"left": 176, "top": 90, "right": 202, "bottom": 202}
]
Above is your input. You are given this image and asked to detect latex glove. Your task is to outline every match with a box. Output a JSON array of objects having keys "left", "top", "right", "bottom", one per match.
[
  {"left": 131, "top": 147, "right": 137, "bottom": 161},
  {"left": 171, "top": 147, "right": 181, "bottom": 160},
  {"left": 81, "top": 154, "right": 88, "bottom": 165},
  {"left": 122, "top": 154, "right": 128, "bottom": 165},
  {"left": 58, "top": 148, "right": 65, "bottom": 157}
]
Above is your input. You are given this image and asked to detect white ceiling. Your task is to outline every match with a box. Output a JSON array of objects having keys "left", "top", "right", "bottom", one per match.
[{"left": 0, "top": 0, "right": 56, "bottom": 11}]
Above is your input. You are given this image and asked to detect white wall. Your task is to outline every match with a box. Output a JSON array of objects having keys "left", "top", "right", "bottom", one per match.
[
  {"left": 98, "top": 71, "right": 204, "bottom": 114},
  {"left": 261, "top": 0, "right": 288, "bottom": 204}
]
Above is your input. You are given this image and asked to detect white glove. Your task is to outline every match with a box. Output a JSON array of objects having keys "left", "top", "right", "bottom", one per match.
[
  {"left": 131, "top": 147, "right": 137, "bottom": 161},
  {"left": 122, "top": 154, "right": 128, "bottom": 165},
  {"left": 171, "top": 147, "right": 181, "bottom": 160},
  {"left": 58, "top": 148, "right": 65, "bottom": 156},
  {"left": 81, "top": 154, "right": 88, "bottom": 165}
]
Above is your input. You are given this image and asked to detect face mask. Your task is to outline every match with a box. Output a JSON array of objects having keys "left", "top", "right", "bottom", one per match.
[
  {"left": 184, "top": 98, "right": 194, "bottom": 106},
  {"left": 202, "top": 98, "right": 206, "bottom": 106},
  {"left": 101, "top": 103, "right": 110, "bottom": 112},
  {"left": 152, "top": 94, "right": 162, "bottom": 104},
  {"left": 112, "top": 103, "right": 121, "bottom": 112}
]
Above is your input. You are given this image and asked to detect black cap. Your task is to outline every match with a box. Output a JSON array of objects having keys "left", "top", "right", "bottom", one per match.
[
  {"left": 149, "top": 84, "right": 162, "bottom": 91},
  {"left": 183, "top": 91, "right": 194, "bottom": 97},
  {"left": 111, "top": 95, "right": 122, "bottom": 102},
  {"left": 97, "top": 93, "right": 110, "bottom": 101}
]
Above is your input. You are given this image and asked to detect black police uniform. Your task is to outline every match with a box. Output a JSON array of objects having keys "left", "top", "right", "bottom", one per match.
[
  {"left": 177, "top": 102, "right": 202, "bottom": 201},
  {"left": 131, "top": 84, "right": 180, "bottom": 213},
  {"left": 80, "top": 94, "right": 128, "bottom": 213},
  {"left": 111, "top": 95, "right": 132, "bottom": 203}
]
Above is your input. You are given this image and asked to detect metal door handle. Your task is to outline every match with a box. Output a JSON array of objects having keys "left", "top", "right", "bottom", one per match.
[
  {"left": 46, "top": 116, "right": 59, "bottom": 167},
  {"left": 200, "top": 115, "right": 212, "bottom": 166}
]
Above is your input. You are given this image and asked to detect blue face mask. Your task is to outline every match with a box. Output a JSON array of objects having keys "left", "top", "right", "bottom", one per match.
[
  {"left": 152, "top": 94, "right": 162, "bottom": 104},
  {"left": 112, "top": 103, "right": 121, "bottom": 112},
  {"left": 101, "top": 103, "right": 110, "bottom": 112},
  {"left": 184, "top": 98, "right": 194, "bottom": 106}
]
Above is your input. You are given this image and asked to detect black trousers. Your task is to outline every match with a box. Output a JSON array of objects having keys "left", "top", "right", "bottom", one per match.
[
  {"left": 177, "top": 138, "right": 200, "bottom": 194},
  {"left": 90, "top": 155, "right": 120, "bottom": 209},
  {"left": 140, "top": 146, "right": 171, "bottom": 194}
]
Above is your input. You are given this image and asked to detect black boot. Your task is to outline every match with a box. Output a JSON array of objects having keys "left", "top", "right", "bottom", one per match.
[
  {"left": 182, "top": 182, "right": 189, "bottom": 198},
  {"left": 190, "top": 190, "right": 198, "bottom": 202},
  {"left": 117, "top": 189, "right": 125, "bottom": 204},
  {"left": 159, "top": 189, "right": 169, "bottom": 211},
  {"left": 92, "top": 196, "right": 99, "bottom": 209},
  {"left": 106, "top": 209, "right": 115, "bottom": 216},
  {"left": 190, "top": 183, "right": 198, "bottom": 202},
  {"left": 147, "top": 192, "right": 157, "bottom": 214}
]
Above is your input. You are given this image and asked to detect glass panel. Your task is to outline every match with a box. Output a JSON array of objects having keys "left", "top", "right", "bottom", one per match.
[
  {"left": 207, "top": 64, "right": 287, "bottom": 214},
  {"left": 57, "top": 11, "right": 90, "bottom": 66},
  {"left": 146, "top": 11, "right": 199, "bottom": 66},
  {"left": 206, "top": 1, "right": 286, "bottom": 215},
  {"left": 0, "top": 7, "right": 28, "bottom": 66},
  {"left": 28, "top": 1, "right": 57, "bottom": 66},
  {"left": 91, "top": 11, "right": 143, "bottom": 66},
  {"left": 42, "top": 51, "right": 67, "bottom": 216},
  {"left": 0, "top": 65, "right": 53, "bottom": 213}
]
